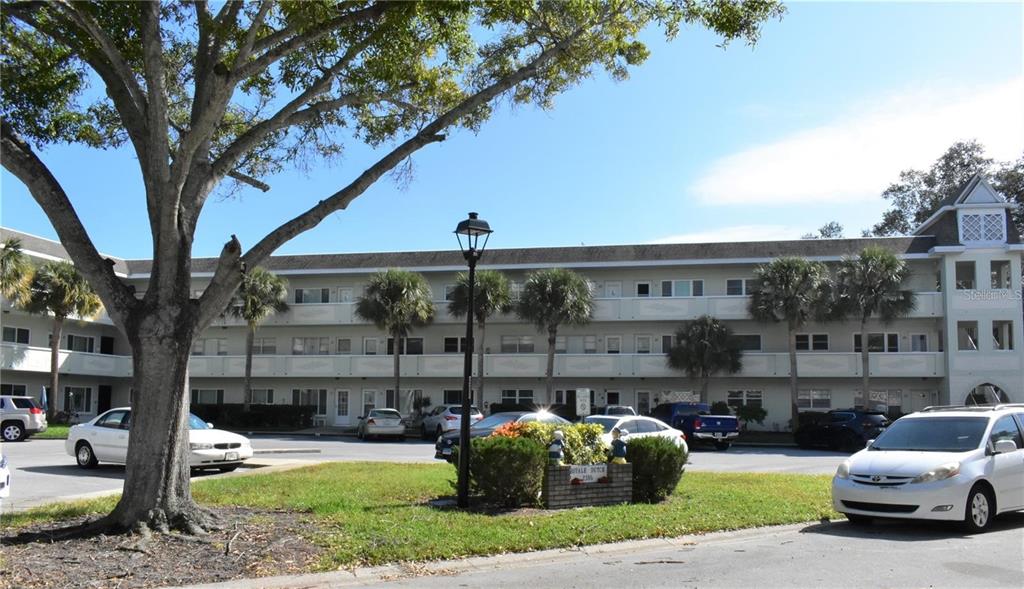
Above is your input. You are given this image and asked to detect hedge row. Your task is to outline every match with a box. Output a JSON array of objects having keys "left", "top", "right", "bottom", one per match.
[{"left": 190, "top": 404, "right": 315, "bottom": 429}]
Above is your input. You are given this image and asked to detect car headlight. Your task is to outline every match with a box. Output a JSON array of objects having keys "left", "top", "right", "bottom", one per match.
[
  {"left": 189, "top": 442, "right": 214, "bottom": 450},
  {"left": 835, "top": 460, "right": 851, "bottom": 480},
  {"left": 910, "top": 462, "right": 960, "bottom": 484}
]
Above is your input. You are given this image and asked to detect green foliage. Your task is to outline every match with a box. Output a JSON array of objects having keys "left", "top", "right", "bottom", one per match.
[
  {"left": 735, "top": 404, "right": 767, "bottom": 428},
  {"left": 0, "top": 238, "right": 33, "bottom": 304},
  {"left": 666, "top": 315, "right": 743, "bottom": 399},
  {"left": 355, "top": 268, "right": 435, "bottom": 337},
  {"left": 832, "top": 247, "right": 915, "bottom": 323},
  {"left": 515, "top": 268, "right": 595, "bottom": 334},
  {"left": 748, "top": 257, "right": 830, "bottom": 328},
  {"left": 229, "top": 267, "right": 289, "bottom": 327},
  {"left": 447, "top": 269, "right": 512, "bottom": 325},
  {"left": 469, "top": 435, "right": 547, "bottom": 507},
  {"left": 710, "top": 401, "right": 732, "bottom": 416},
  {"left": 518, "top": 422, "right": 609, "bottom": 465},
  {"left": 22, "top": 260, "right": 102, "bottom": 321},
  {"left": 627, "top": 436, "right": 688, "bottom": 503},
  {"left": 801, "top": 221, "right": 843, "bottom": 239}
]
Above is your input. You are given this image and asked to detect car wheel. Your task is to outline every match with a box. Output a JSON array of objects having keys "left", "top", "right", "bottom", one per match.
[
  {"left": 75, "top": 442, "right": 99, "bottom": 469},
  {"left": 714, "top": 442, "right": 730, "bottom": 451},
  {"left": 2, "top": 421, "right": 24, "bottom": 442},
  {"left": 219, "top": 465, "right": 239, "bottom": 473},
  {"left": 962, "top": 484, "right": 995, "bottom": 533},
  {"left": 845, "top": 513, "right": 873, "bottom": 526}
]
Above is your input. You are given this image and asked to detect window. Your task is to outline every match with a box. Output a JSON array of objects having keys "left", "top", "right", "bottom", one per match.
[
  {"left": 661, "top": 335, "right": 674, "bottom": 354},
  {"left": 292, "top": 337, "right": 330, "bottom": 355},
  {"left": 660, "top": 279, "right": 703, "bottom": 297},
  {"left": 635, "top": 282, "right": 651, "bottom": 297},
  {"left": 0, "top": 384, "right": 26, "bottom": 396},
  {"left": 2, "top": 327, "right": 29, "bottom": 344},
  {"left": 294, "top": 288, "right": 330, "bottom": 304},
  {"left": 191, "top": 338, "right": 225, "bottom": 356},
  {"left": 292, "top": 389, "right": 327, "bottom": 414},
  {"left": 989, "top": 415, "right": 1024, "bottom": 449},
  {"left": 957, "top": 321, "right": 979, "bottom": 351},
  {"left": 583, "top": 336, "right": 597, "bottom": 354},
  {"left": 555, "top": 336, "right": 567, "bottom": 354},
  {"left": 910, "top": 334, "right": 929, "bottom": 352},
  {"left": 96, "top": 410, "right": 128, "bottom": 429},
  {"left": 252, "top": 337, "right": 276, "bottom": 355},
  {"left": 444, "top": 284, "right": 458, "bottom": 301},
  {"left": 554, "top": 389, "right": 573, "bottom": 404},
  {"left": 510, "top": 281, "right": 523, "bottom": 299},
  {"left": 362, "top": 390, "right": 376, "bottom": 416},
  {"left": 955, "top": 261, "right": 975, "bottom": 290},
  {"left": 636, "top": 391, "right": 651, "bottom": 415},
  {"left": 387, "top": 337, "right": 423, "bottom": 355},
  {"left": 991, "top": 260, "right": 1012, "bottom": 289},
  {"left": 500, "top": 335, "right": 534, "bottom": 353},
  {"left": 797, "top": 389, "right": 831, "bottom": 409},
  {"left": 443, "top": 337, "right": 467, "bottom": 353},
  {"left": 336, "top": 391, "right": 349, "bottom": 416},
  {"left": 726, "top": 279, "right": 746, "bottom": 296},
  {"left": 65, "top": 334, "right": 95, "bottom": 353},
  {"left": 336, "top": 287, "right": 354, "bottom": 302},
  {"left": 795, "top": 334, "right": 829, "bottom": 351},
  {"left": 854, "top": 333, "right": 899, "bottom": 353},
  {"left": 993, "top": 320, "right": 1014, "bottom": 351},
  {"left": 443, "top": 389, "right": 462, "bottom": 404},
  {"left": 735, "top": 334, "right": 762, "bottom": 352},
  {"left": 961, "top": 212, "right": 1006, "bottom": 243},
  {"left": 336, "top": 338, "right": 352, "bottom": 355},
  {"left": 251, "top": 389, "right": 274, "bottom": 404},
  {"left": 606, "top": 336, "right": 621, "bottom": 354},
  {"left": 364, "top": 338, "right": 378, "bottom": 355},
  {"left": 212, "top": 338, "right": 227, "bottom": 356},
  {"left": 190, "top": 389, "right": 223, "bottom": 404},
  {"left": 501, "top": 389, "right": 534, "bottom": 404},
  {"left": 636, "top": 335, "right": 652, "bottom": 354},
  {"left": 727, "top": 390, "right": 763, "bottom": 409},
  {"left": 191, "top": 339, "right": 205, "bottom": 356},
  {"left": 606, "top": 391, "right": 620, "bottom": 405}
]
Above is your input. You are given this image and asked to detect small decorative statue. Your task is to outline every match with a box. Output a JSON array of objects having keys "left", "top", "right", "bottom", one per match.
[
  {"left": 610, "top": 427, "right": 628, "bottom": 464},
  {"left": 548, "top": 430, "right": 565, "bottom": 465}
]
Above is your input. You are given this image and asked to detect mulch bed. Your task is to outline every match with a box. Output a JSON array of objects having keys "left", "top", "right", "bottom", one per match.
[{"left": 0, "top": 508, "right": 321, "bottom": 589}]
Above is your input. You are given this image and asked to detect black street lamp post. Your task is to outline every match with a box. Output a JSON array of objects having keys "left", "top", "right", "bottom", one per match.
[{"left": 454, "top": 212, "right": 492, "bottom": 508}]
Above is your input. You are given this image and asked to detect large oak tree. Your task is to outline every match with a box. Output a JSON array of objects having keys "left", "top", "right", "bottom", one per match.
[{"left": 0, "top": 0, "right": 783, "bottom": 535}]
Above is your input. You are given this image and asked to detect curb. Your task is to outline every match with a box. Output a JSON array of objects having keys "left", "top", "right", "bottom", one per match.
[{"left": 252, "top": 448, "right": 323, "bottom": 455}]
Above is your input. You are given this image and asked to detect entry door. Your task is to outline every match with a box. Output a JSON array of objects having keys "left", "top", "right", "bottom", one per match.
[
  {"left": 909, "top": 390, "right": 937, "bottom": 413},
  {"left": 605, "top": 282, "right": 622, "bottom": 298},
  {"left": 97, "top": 385, "right": 112, "bottom": 414},
  {"left": 338, "top": 287, "right": 353, "bottom": 302},
  {"left": 334, "top": 390, "right": 351, "bottom": 426},
  {"left": 636, "top": 391, "right": 651, "bottom": 415}
]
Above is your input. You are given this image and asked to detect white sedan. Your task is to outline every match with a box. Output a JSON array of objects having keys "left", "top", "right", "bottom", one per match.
[
  {"left": 583, "top": 415, "right": 689, "bottom": 453},
  {"left": 356, "top": 408, "right": 406, "bottom": 440},
  {"left": 66, "top": 408, "right": 253, "bottom": 472}
]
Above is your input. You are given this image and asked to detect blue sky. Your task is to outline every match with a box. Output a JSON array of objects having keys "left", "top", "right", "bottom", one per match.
[{"left": 2, "top": 1, "right": 1022, "bottom": 260}]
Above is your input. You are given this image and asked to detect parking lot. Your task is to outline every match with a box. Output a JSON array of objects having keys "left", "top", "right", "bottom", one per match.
[{"left": 0, "top": 436, "right": 847, "bottom": 512}]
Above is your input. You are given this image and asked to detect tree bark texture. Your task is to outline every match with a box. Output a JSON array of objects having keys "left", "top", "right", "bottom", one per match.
[
  {"left": 546, "top": 328, "right": 557, "bottom": 406},
  {"left": 393, "top": 329, "right": 401, "bottom": 413},
  {"left": 48, "top": 316, "right": 64, "bottom": 422},
  {"left": 860, "top": 317, "right": 870, "bottom": 404},
  {"left": 788, "top": 325, "right": 799, "bottom": 432}
]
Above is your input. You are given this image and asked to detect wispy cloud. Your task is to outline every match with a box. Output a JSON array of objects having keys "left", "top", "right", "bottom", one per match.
[
  {"left": 691, "top": 77, "right": 1024, "bottom": 205},
  {"left": 649, "top": 224, "right": 804, "bottom": 244}
]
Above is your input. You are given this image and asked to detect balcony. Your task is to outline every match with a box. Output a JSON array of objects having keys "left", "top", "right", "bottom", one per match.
[{"left": 1, "top": 343, "right": 133, "bottom": 378}]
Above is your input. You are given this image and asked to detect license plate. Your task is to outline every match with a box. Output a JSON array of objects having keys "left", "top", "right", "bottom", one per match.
[
  {"left": 225, "top": 452, "right": 239, "bottom": 461},
  {"left": 714, "top": 432, "right": 723, "bottom": 439},
  {"left": 442, "top": 448, "right": 452, "bottom": 456}
]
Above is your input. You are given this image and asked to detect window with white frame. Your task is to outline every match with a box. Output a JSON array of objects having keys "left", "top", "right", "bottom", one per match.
[
  {"left": 854, "top": 333, "right": 899, "bottom": 353},
  {"left": 510, "top": 281, "right": 523, "bottom": 299},
  {"left": 292, "top": 337, "right": 330, "bottom": 355},
  {"left": 554, "top": 336, "right": 567, "bottom": 354},
  {"left": 796, "top": 334, "right": 829, "bottom": 351},
  {"left": 213, "top": 338, "right": 227, "bottom": 356},
  {"left": 960, "top": 212, "right": 1006, "bottom": 243},
  {"left": 500, "top": 335, "right": 534, "bottom": 353},
  {"left": 991, "top": 260, "right": 1012, "bottom": 289},
  {"left": 64, "top": 386, "right": 93, "bottom": 412},
  {"left": 606, "top": 391, "right": 620, "bottom": 405},
  {"left": 443, "top": 336, "right": 467, "bottom": 353},
  {"left": 734, "top": 334, "right": 762, "bottom": 352},
  {"left": 443, "top": 389, "right": 462, "bottom": 404},
  {"left": 797, "top": 389, "right": 831, "bottom": 409},
  {"left": 252, "top": 337, "right": 276, "bottom": 355},
  {"left": 606, "top": 336, "right": 621, "bottom": 354},
  {"left": 443, "top": 284, "right": 458, "bottom": 301},
  {"left": 0, "top": 383, "right": 27, "bottom": 396},
  {"left": 501, "top": 389, "right": 534, "bottom": 404},
  {"left": 635, "top": 282, "right": 651, "bottom": 297},
  {"left": 955, "top": 261, "right": 976, "bottom": 290},
  {"left": 293, "top": 287, "right": 330, "bottom": 304},
  {"left": 292, "top": 388, "right": 327, "bottom": 414},
  {"left": 727, "top": 390, "right": 763, "bottom": 409},
  {"left": 191, "top": 388, "right": 223, "bottom": 404},
  {"left": 64, "top": 334, "right": 95, "bottom": 353},
  {"left": 251, "top": 389, "right": 274, "bottom": 404},
  {"left": 554, "top": 389, "right": 574, "bottom": 405},
  {"left": 583, "top": 335, "right": 597, "bottom": 354},
  {"left": 191, "top": 339, "right": 206, "bottom": 356},
  {"left": 660, "top": 279, "right": 703, "bottom": 297},
  {"left": 661, "top": 335, "right": 673, "bottom": 354},
  {"left": 387, "top": 337, "right": 423, "bottom": 355},
  {"left": 336, "top": 338, "right": 352, "bottom": 354},
  {"left": 910, "top": 334, "right": 929, "bottom": 352},
  {"left": 993, "top": 320, "right": 1014, "bottom": 351},
  {"left": 636, "top": 335, "right": 652, "bottom": 354},
  {"left": 726, "top": 279, "right": 757, "bottom": 296},
  {"left": 364, "top": 338, "right": 378, "bottom": 355},
  {"left": 2, "top": 326, "right": 29, "bottom": 344},
  {"left": 336, "top": 390, "right": 349, "bottom": 416}
]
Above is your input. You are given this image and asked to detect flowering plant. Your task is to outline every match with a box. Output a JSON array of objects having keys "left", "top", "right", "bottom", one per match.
[{"left": 492, "top": 421, "right": 526, "bottom": 439}]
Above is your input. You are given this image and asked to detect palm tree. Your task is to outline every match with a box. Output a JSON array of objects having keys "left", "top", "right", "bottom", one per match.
[
  {"left": 515, "top": 268, "right": 594, "bottom": 405},
  {"left": 229, "top": 267, "right": 289, "bottom": 412},
  {"left": 748, "top": 257, "right": 829, "bottom": 431},
  {"left": 448, "top": 270, "right": 512, "bottom": 406},
  {"left": 355, "top": 269, "right": 435, "bottom": 414},
  {"left": 666, "top": 315, "right": 743, "bottom": 404},
  {"left": 22, "top": 261, "right": 102, "bottom": 421},
  {"left": 833, "top": 247, "right": 915, "bottom": 403},
  {"left": 1, "top": 238, "right": 33, "bottom": 305}
]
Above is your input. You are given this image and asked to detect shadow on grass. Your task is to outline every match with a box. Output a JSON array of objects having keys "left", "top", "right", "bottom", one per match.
[{"left": 801, "top": 511, "right": 1024, "bottom": 542}]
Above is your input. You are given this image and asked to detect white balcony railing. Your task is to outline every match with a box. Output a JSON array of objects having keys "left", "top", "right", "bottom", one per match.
[{"left": 1, "top": 343, "right": 133, "bottom": 378}]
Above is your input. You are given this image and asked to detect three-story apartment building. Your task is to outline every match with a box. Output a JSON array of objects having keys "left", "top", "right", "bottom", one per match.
[{"left": 3, "top": 176, "right": 1021, "bottom": 430}]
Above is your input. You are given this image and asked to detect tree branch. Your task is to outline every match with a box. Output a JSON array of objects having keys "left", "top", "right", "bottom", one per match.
[
  {"left": 0, "top": 120, "right": 135, "bottom": 324},
  {"left": 227, "top": 171, "right": 270, "bottom": 192},
  {"left": 195, "top": 235, "right": 242, "bottom": 329}
]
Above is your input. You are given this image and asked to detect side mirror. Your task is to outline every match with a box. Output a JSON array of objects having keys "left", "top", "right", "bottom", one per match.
[
  {"left": 207, "top": 422, "right": 214, "bottom": 429},
  {"left": 866, "top": 439, "right": 875, "bottom": 448},
  {"left": 993, "top": 439, "right": 1018, "bottom": 454}
]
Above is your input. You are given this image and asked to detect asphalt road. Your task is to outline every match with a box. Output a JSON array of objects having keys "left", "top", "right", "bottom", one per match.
[{"left": 0, "top": 436, "right": 847, "bottom": 512}]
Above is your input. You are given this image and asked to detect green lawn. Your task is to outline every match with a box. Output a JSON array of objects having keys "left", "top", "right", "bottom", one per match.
[
  {"left": 5, "top": 463, "right": 839, "bottom": 570},
  {"left": 33, "top": 424, "right": 71, "bottom": 440}
]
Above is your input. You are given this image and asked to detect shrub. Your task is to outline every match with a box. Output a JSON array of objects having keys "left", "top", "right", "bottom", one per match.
[
  {"left": 518, "top": 422, "right": 608, "bottom": 465},
  {"left": 492, "top": 421, "right": 527, "bottom": 438},
  {"left": 627, "top": 436, "right": 688, "bottom": 503},
  {"left": 191, "top": 404, "right": 315, "bottom": 429},
  {"left": 710, "top": 401, "right": 732, "bottom": 416},
  {"left": 469, "top": 436, "right": 547, "bottom": 507},
  {"left": 735, "top": 404, "right": 767, "bottom": 429}
]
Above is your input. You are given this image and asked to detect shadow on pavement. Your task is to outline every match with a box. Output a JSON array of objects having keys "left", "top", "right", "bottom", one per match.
[
  {"left": 18, "top": 464, "right": 125, "bottom": 479},
  {"left": 802, "top": 512, "right": 1024, "bottom": 541},
  {"left": 698, "top": 446, "right": 850, "bottom": 458}
]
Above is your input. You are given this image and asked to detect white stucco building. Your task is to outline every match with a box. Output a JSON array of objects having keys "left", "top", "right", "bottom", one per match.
[{"left": 2, "top": 175, "right": 1021, "bottom": 430}]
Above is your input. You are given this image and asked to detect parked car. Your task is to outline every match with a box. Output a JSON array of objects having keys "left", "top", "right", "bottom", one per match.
[
  {"left": 420, "top": 404, "right": 483, "bottom": 439},
  {"left": 832, "top": 405, "right": 1024, "bottom": 532},
  {"left": 435, "top": 411, "right": 571, "bottom": 461},
  {"left": 0, "top": 446, "right": 10, "bottom": 502},
  {"left": 650, "top": 402, "right": 739, "bottom": 450},
  {"left": 66, "top": 408, "right": 252, "bottom": 472},
  {"left": 0, "top": 395, "right": 48, "bottom": 441},
  {"left": 603, "top": 405, "right": 637, "bottom": 416},
  {"left": 357, "top": 408, "right": 406, "bottom": 440},
  {"left": 583, "top": 415, "right": 688, "bottom": 452},
  {"left": 796, "top": 409, "right": 889, "bottom": 452}
]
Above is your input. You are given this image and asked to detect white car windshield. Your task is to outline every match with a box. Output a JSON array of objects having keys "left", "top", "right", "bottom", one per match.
[
  {"left": 472, "top": 413, "right": 520, "bottom": 429},
  {"left": 583, "top": 416, "right": 619, "bottom": 433},
  {"left": 187, "top": 414, "right": 210, "bottom": 430},
  {"left": 870, "top": 417, "right": 988, "bottom": 452},
  {"left": 369, "top": 409, "right": 401, "bottom": 418}
]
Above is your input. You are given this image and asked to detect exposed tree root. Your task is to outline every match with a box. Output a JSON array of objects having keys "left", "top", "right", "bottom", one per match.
[{"left": 5, "top": 503, "right": 227, "bottom": 546}]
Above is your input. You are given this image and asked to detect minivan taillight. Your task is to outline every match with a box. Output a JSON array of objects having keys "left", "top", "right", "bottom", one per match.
[{"left": 29, "top": 407, "right": 43, "bottom": 415}]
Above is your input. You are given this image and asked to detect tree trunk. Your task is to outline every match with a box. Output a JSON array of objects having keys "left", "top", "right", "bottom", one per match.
[
  {"left": 860, "top": 316, "right": 870, "bottom": 407},
  {"left": 700, "top": 374, "right": 709, "bottom": 405},
  {"left": 788, "top": 325, "right": 799, "bottom": 432},
  {"left": 393, "top": 330, "right": 401, "bottom": 413},
  {"left": 546, "top": 328, "right": 557, "bottom": 406},
  {"left": 242, "top": 325, "right": 254, "bottom": 413},
  {"left": 476, "top": 319, "right": 486, "bottom": 405},
  {"left": 48, "top": 316, "right": 64, "bottom": 422}
]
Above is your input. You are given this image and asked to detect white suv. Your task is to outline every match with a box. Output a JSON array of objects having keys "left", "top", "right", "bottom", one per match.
[
  {"left": 420, "top": 404, "right": 483, "bottom": 438},
  {"left": 0, "top": 395, "right": 48, "bottom": 441},
  {"left": 832, "top": 404, "right": 1024, "bottom": 532}
]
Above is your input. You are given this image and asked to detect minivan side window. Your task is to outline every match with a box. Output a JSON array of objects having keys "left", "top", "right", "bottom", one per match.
[{"left": 989, "top": 415, "right": 1023, "bottom": 450}]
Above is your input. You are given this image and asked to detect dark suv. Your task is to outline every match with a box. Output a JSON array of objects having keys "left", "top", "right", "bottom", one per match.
[{"left": 794, "top": 409, "right": 889, "bottom": 452}]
